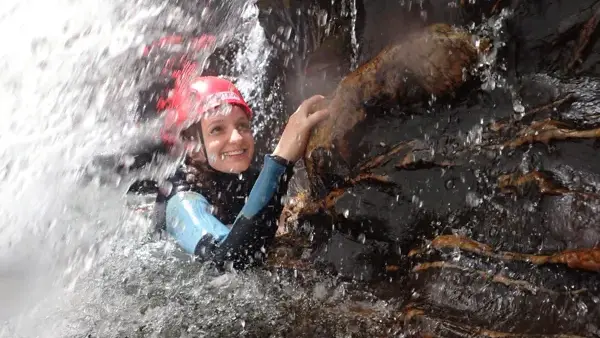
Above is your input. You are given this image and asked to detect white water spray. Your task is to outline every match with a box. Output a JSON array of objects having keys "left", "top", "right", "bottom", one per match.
[{"left": 0, "top": 0, "right": 272, "bottom": 336}]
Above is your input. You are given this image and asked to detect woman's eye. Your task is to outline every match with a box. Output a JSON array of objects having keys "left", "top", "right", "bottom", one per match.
[
  {"left": 237, "top": 122, "right": 251, "bottom": 132},
  {"left": 209, "top": 126, "right": 223, "bottom": 134}
]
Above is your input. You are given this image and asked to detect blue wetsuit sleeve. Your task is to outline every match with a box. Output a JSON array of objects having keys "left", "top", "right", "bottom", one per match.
[
  {"left": 164, "top": 155, "right": 292, "bottom": 260},
  {"left": 234, "top": 155, "right": 288, "bottom": 222},
  {"left": 165, "top": 191, "right": 231, "bottom": 254}
]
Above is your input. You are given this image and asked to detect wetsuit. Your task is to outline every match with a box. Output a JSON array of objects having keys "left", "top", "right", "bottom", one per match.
[{"left": 154, "top": 154, "right": 294, "bottom": 269}]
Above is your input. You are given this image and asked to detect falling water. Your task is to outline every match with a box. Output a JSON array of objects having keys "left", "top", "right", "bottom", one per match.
[
  {"left": 342, "top": 0, "right": 360, "bottom": 70},
  {"left": 0, "top": 0, "right": 279, "bottom": 337}
]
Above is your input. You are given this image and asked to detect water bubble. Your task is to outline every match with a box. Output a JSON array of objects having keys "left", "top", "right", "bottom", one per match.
[{"left": 445, "top": 178, "right": 455, "bottom": 190}]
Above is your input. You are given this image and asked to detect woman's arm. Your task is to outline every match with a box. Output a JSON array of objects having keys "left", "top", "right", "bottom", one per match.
[
  {"left": 164, "top": 155, "right": 293, "bottom": 262},
  {"left": 210, "top": 154, "right": 293, "bottom": 265}
]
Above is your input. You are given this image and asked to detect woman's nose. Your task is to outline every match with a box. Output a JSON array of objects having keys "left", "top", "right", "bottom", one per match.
[{"left": 229, "top": 128, "right": 244, "bottom": 143}]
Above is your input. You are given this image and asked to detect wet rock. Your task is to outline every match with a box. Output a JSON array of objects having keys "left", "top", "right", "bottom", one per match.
[
  {"left": 261, "top": 1, "right": 600, "bottom": 336},
  {"left": 303, "top": 23, "right": 489, "bottom": 197}
]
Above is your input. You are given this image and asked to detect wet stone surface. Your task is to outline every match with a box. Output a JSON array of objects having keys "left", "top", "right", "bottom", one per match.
[{"left": 259, "top": 1, "right": 600, "bottom": 337}]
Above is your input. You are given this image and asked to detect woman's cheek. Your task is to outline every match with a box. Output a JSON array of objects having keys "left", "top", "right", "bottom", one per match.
[{"left": 207, "top": 152, "right": 218, "bottom": 164}]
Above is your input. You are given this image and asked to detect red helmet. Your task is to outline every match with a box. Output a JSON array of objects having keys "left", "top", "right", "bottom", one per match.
[{"left": 160, "top": 76, "right": 253, "bottom": 144}]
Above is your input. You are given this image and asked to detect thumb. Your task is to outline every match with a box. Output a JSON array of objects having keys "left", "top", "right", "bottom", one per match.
[
  {"left": 298, "top": 95, "right": 326, "bottom": 115},
  {"left": 306, "top": 108, "right": 330, "bottom": 128}
]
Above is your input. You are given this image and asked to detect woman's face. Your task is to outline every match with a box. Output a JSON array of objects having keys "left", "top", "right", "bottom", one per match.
[{"left": 182, "top": 104, "right": 255, "bottom": 174}]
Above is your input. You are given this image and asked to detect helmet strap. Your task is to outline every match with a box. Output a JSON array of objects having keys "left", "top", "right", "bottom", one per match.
[{"left": 195, "top": 120, "right": 217, "bottom": 172}]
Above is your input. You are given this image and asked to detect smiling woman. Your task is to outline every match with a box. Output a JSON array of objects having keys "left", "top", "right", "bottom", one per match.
[
  {"left": 181, "top": 105, "right": 255, "bottom": 174},
  {"left": 153, "top": 76, "right": 329, "bottom": 269}
]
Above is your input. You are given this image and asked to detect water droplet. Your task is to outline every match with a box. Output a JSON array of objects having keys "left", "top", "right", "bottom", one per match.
[
  {"left": 357, "top": 233, "right": 366, "bottom": 244},
  {"left": 466, "top": 192, "right": 482, "bottom": 207},
  {"left": 284, "top": 26, "right": 292, "bottom": 40},
  {"left": 343, "top": 209, "right": 349, "bottom": 218},
  {"left": 318, "top": 10, "right": 328, "bottom": 26},
  {"left": 121, "top": 154, "right": 135, "bottom": 168},
  {"left": 513, "top": 100, "right": 525, "bottom": 113}
]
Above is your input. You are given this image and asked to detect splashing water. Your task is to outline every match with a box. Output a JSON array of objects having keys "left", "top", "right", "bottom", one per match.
[
  {"left": 0, "top": 0, "right": 277, "bottom": 336},
  {"left": 0, "top": 0, "right": 147, "bottom": 324}
]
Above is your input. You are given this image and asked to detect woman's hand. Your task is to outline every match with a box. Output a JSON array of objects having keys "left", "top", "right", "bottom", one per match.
[{"left": 272, "top": 95, "right": 330, "bottom": 163}]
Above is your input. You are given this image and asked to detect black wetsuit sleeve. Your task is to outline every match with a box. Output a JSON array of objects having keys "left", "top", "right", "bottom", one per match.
[{"left": 206, "top": 155, "right": 294, "bottom": 268}]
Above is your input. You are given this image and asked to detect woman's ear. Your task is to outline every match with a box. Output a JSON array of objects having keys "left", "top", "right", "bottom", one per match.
[{"left": 187, "top": 144, "right": 207, "bottom": 164}]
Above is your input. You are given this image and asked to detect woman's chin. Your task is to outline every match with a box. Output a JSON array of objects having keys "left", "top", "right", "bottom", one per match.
[{"left": 215, "top": 159, "right": 251, "bottom": 174}]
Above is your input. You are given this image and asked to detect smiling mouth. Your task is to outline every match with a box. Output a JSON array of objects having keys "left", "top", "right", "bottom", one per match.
[{"left": 221, "top": 149, "right": 247, "bottom": 158}]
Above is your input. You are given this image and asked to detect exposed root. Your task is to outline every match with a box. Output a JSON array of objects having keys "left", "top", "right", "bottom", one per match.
[
  {"left": 412, "top": 261, "right": 588, "bottom": 295},
  {"left": 497, "top": 170, "right": 600, "bottom": 199},
  {"left": 348, "top": 172, "right": 392, "bottom": 185},
  {"left": 281, "top": 171, "right": 392, "bottom": 225},
  {"left": 503, "top": 119, "right": 600, "bottom": 148},
  {"left": 488, "top": 94, "right": 576, "bottom": 132},
  {"left": 567, "top": 6, "right": 600, "bottom": 72},
  {"left": 358, "top": 141, "right": 413, "bottom": 171},
  {"left": 524, "top": 93, "right": 576, "bottom": 116},
  {"left": 395, "top": 151, "right": 455, "bottom": 170},
  {"left": 357, "top": 140, "right": 455, "bottom": 171},
  {"left": 409, "top": 235, "right": 600, "bottom": 272}
]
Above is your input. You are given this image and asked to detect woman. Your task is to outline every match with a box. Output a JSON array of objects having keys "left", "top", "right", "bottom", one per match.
[{"left": 154, "top": 75, "right": 329, "bottom": 269}]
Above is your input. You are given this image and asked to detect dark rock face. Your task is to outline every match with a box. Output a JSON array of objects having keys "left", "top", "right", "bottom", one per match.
[{"left": 256, "top": 0, "right": 600, "bottom": 336}]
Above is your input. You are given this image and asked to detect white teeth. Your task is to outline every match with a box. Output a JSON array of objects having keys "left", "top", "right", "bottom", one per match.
[{"left": 222, "top": 150, "right": 245, "bottom": 156}]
